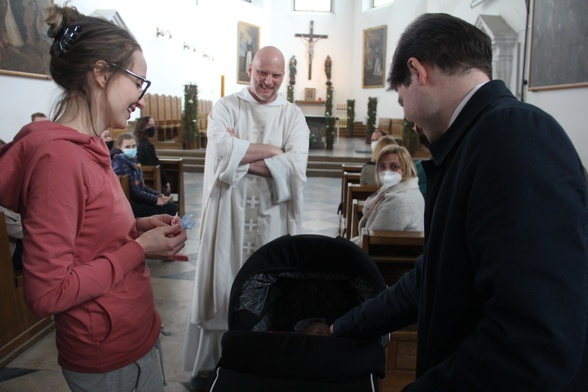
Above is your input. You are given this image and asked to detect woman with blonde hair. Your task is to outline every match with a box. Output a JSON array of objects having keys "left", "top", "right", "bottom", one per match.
[
  {"left": 352, "top": 145, "right": 424, "bottom": 245},
  {"left": 360, "top": 134, "right": 397, "bottom": 185}
]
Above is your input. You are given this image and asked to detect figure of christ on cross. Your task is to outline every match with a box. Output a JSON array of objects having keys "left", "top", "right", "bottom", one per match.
[{"left": 295, "top": 20, "right": 328, "bottom": 80}]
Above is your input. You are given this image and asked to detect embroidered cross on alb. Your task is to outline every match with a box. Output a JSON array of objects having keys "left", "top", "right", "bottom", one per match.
[{"left": 247, "top": 195, "right": 261, "bottom": 208}]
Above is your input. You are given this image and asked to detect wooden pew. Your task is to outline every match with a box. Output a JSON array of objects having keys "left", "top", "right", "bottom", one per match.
[
  {"left": 338, "top": 163, "right": 364, "bottom": 236},
  {"left": 389, "top": 118, "right": 404, "bottom": 145},
  {"left": 141, "top": 165, "right": 162, "bottom": 193},
  {"left": 339, "top": 172, "right": 361, "bottom": 234},
  {"left": 360, "top": 229, "right": 424, "bottom": 392},
  {"left": 350, "top": 199, "right": 365, "bottom": 239},
  {"left": 0, "top": 212, "right": 54, "bottom": 367},
  {"left": 160, "top": 158, "right": 185, "bottom": 216},
  {"left": 118, "top": 174, "right": 131, "bottom": 200},
  {"left": 361, "top": 229, "right": 423, "bottom": 283},
  {"left": 377, "top": 117, "right": 391, "bottom": 134},
  {"left": 344, "top": 184, "right": 378, "bottom": 239},
  {"left": 141, "top": 93, "right": 184, "bottom": 146},
  {"left": 119, "top": 166, "right": 180, "bottom": 217},
  {"left": 109, "top": 124, "right": 131, "bottom": 142},
  {"left": 341, "top": 163, "right": 363, "bottom": 174},
  {"left": 340, "top": 163, "right": 363, "bottom": 207}
]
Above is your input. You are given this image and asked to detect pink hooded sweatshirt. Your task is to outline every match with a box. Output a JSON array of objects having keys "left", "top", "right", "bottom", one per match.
[{"left": 0, "top": 121, "right": 161, "bottom": 373}]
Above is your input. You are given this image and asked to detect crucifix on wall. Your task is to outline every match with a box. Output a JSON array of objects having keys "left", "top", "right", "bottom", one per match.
[{"left": 295, "top": 21, "right": 328, "bottom": 80}]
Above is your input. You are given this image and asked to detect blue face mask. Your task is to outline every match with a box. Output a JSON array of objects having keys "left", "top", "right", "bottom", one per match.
[{"left": 123, "top": 148, "right": 137, "bottom": 159}]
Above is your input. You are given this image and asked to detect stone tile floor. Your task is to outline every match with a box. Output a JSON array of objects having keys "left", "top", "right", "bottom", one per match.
[{"left": 0, "top": 137, "right": 372, "bottom": 391}]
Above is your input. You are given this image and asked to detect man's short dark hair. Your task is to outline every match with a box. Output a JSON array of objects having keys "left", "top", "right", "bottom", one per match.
[{"left": 388, "top": 13, "right": 493, "bottom": 90}]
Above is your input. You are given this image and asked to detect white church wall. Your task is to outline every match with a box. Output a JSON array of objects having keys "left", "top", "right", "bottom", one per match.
[
  {"left": 350, "top": 0, "right": 422, "bottom": 127},
  {"left": 1, "top": 0, "right": 586, "bottom": 165},
  {"left": 269, "top": 0, "right": 354, "bottom": 107}
]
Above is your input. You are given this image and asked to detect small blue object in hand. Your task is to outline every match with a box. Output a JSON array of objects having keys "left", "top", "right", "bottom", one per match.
[{"left": 181, "top": 214, "right": 195, "bottom": 230}]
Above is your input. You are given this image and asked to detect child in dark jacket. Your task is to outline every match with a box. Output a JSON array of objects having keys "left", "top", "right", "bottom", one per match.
[{"left": 111, "top": 133, "right": 178, "bottom": 218}]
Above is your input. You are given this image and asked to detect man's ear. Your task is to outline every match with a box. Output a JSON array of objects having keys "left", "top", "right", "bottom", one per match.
[
  {"left": 93, "top": 60, "right": 111, "bottom": 89},
  {"left": 247, "top": 63, "right": 253, "bottom": 78},
  {"left": 407, "top": 57, "right": 428, "bottom": 85}
]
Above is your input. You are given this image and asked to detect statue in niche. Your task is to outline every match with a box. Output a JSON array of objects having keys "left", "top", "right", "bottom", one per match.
[
  {"left": 289, "top": 55, "right": 297, "bottom": 85},
  {"left": 325, "top": 55, "right": 332, "bottom": 81}
]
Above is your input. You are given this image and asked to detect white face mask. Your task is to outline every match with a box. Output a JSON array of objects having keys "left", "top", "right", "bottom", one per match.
[
  {"left": 370, "top": 141, "right": 378, "bottom": 151},
  {"left": 380, "top": 171, "right": 402, "bottom": 189}
]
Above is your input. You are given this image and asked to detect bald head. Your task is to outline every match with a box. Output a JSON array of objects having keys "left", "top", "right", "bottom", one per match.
[
  {"left": 248, "top": 46, "right": 286, "bottom": 104},
  {"left": 252, "top": 46, "right": 285, "bottom": 69}
]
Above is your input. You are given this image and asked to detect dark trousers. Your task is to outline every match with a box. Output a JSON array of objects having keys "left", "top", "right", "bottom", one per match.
[
  {"left": 130, "top": 200, "right": 178, "bottom": 218},
  {"left": 13, "top": 239, "right": 23, "bottom": 270}
]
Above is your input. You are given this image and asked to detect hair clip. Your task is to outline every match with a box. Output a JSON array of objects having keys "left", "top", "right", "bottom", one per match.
[{"left": 54, "top": 25, "right": 82, "bottom": 57}]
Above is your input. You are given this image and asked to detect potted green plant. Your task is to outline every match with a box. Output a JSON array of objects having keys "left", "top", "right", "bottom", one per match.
[
  {"left": 402, "top": 117, "right": 419, "bottom": 155},
  {"left": 324, "top": 85, "right": 335, "bottom": 149},
  {"left": 182, "top": 83, "right": 199, "bottom": 149},
  {"left": 366, "top": 97, "right": 377, "bottom": 144},
  {"left": 346, "top": 99, "right": 355, "bottom": 137}
]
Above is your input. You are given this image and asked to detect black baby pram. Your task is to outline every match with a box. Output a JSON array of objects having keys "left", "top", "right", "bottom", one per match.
[{"left": 210, "top": 234, "right": 388, "bottom": 392}]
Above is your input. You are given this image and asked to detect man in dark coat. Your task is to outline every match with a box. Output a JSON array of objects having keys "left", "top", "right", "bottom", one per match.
[{"left": 332, "top": 13, "right": 588, "bottom": 391}]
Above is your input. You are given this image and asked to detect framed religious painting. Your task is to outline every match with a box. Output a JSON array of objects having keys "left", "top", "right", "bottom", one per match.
[
  {"left": 528, "top": 0, "right": 588, "bottom": 90},
  {"left": 0, "top": 0, "right": 53, "bottom": 79},
  {"left": 304, "top": 88, "right": 316, "bottom": 101},
  {"left": 362, "top": 25, "right": 387, "bottom": 88},
  {"left": 237, "top": 21, "right": 260, "bottom": 84}
]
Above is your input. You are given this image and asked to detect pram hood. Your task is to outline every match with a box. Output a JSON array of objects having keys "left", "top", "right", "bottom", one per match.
[{"left": 228, "top": 234, "right": 387, "bottom": 332}]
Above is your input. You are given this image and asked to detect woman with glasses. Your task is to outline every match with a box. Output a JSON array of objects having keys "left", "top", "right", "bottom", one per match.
[
  {"left": 351, "top": 145, "right": 424, "bottom": 245},
  {"left": 0, "top": 5, "right": 186, "bottom": 391}
]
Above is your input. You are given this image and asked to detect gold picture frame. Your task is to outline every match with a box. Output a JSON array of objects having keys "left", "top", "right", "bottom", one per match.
[
  {"left": 237, "top": 21, "right": 260, "bottom": 84},
  {"left": 304, "top": 88, "right": 316, "bottom": 101},
  {"left": 0, "top": 0, "right": 53, "bottom": 79},
  {"left": 362, "top": 25, "right": 387, "bottom": 88}
]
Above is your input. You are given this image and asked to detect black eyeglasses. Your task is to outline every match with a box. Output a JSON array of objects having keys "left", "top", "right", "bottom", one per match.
[{"left": 110, "top": 63, "right": 151, "bottom": 101}]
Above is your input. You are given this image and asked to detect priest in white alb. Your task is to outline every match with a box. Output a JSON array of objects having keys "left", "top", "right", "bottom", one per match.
[{"left": 182, "top": 46, "right": 310, "bottom": 390}]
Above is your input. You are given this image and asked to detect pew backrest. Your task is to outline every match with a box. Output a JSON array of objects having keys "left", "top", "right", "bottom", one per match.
[
  {"left": 118, "top": 174, "right": 130, "bottom": 200},
  {"left": 361, "top": 229, "right": 424, "bottom": 285},
  {"left": 142, "top": 165, "right": 162, "bottom": 193},
  {"left": 344, "top": 184, "right": 378, "bottom": 238}
]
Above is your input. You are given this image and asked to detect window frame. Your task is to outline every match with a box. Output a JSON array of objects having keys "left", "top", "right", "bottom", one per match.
[{"left": 293, "top": 0, "right": 332, "bottom": 13}]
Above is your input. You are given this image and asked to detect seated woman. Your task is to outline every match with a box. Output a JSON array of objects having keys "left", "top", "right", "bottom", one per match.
[
  {"left": 134, "top": 116, "right": 171, "bottom": 195},
  {"left": 360, "top": 134, "right": 397, "bottom": 186},
  {"left": 111, "top": 133, "right": 178, "bottom": 218},
  {"left": 351, "top": 145, "right": 424, "bottom": 245}
]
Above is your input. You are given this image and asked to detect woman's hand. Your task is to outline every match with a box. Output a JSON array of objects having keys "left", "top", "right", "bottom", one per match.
[
  {"left": 135, "top": 218, "right": 187, "bottom": 260},
  {"left": 136, "top": 214, "right": 174, "bottom": 236}
]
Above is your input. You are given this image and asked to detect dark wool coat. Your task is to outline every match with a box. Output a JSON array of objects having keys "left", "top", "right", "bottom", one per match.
[{"left": 334, "top": 80, "right": 588, "bottom": 391}]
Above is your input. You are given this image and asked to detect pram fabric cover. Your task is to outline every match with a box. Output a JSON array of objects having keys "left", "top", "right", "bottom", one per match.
[{"left": 211, "top": 234, "right": 389, "bottom": 392}]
